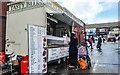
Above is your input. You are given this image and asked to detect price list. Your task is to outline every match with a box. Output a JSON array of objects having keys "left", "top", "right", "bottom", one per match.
[{"left": 28, "top": 25, "right": 47, "bottom": 74}]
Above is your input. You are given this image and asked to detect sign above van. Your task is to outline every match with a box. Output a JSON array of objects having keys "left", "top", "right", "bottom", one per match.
[
  {"left": 8, "top": 0, "right": 64, "bottom": 12},
  {"left": 8, "top": 1, "right": 43, "bottom": 11}
]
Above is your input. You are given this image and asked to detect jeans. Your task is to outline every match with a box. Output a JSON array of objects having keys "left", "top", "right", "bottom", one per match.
[
  {"left": 89, "top": 44, "right": 93, "bottom": 49},
  {"left": 97, "top": 43, "right": 101, "bottom": 50}
]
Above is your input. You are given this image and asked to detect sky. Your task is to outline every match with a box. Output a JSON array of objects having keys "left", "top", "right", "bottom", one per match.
[
  {"left": 54, "top": 0, "right": 119, "bottom": 24},
  {"left": 8, "top": 0, "right": 119, "bottom": 24}
]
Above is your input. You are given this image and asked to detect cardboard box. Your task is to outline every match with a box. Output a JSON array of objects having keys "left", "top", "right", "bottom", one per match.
[{"left": 7, "top": 60, "right": 19, "bottom": 66}]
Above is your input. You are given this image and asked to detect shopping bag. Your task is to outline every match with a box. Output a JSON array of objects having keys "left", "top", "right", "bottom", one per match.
[{"left": 78, "top": 59, "right": 87, "bottom": 69}]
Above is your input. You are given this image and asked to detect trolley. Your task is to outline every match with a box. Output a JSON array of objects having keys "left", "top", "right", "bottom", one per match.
[{"left": 77, "top": 44, "right": 91, "bottom": 69}]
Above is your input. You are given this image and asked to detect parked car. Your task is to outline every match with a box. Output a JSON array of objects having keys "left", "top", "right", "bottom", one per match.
[
  {"left": 115, "top": 36, "right": 120, "bottom": 40},
  {"left": 116, "top": 36, "right": 118, "bottom": 40},
  {"left": 118, "top": 36, "right": 120, "bottom": 40},
  {"left": 107, "top": 34, "right": 116, "bottom": 42}
]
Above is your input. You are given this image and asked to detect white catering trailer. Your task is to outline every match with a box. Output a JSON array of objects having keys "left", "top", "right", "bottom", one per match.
[{"left": 5, "top": 0, "right": 84, "bottom": 73}]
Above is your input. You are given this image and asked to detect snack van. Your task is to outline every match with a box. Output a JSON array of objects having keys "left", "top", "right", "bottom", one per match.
[{"left": 5, "top": 0, "right": 84, "bottom": 74}]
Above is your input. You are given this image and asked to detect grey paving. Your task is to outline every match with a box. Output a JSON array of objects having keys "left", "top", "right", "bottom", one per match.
[{"left": 47, "top": 41, "right": 120, "bottom": 74}]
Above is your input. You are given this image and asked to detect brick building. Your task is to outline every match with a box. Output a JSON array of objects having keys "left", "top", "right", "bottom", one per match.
[
  {"left": 73, "top": 24, "right": 85, "bottom": 44},
  {"left": 0, "top": 1, "right": 9, "bottom": 52},
  {"left": 86, "top": 22, "right": 119, "bottom": 37}
]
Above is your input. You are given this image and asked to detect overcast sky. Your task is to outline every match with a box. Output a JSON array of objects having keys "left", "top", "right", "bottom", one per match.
[
  {"left": 9, "top": 0, "right": 119, "bottom": 24},
  {"left": 54, "top": 0, "right": 119, "bottom": 24}
]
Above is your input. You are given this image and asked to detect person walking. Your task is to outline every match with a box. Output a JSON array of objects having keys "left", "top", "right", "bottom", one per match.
[
  {"left": 97, "top": 35, "right": 102, "bottom": 50},
  {"left": 103, "top": 38, "right": 105, "bottom": 43},
  {"left": 88, "top": 36, "right": 93, "bottom": 49},
  {"left": 69, "top": 32, "right": 78, "bottom": 68}
]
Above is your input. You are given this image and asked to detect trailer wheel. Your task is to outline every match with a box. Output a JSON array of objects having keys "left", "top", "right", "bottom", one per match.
[
  {"left": 87, "top": 61, "right": 91, "bottom": 69},
  {"left": 58, "top": 59, "right": 61, "bottom": 64},
  {"left": 67, "top": 56, "right": 69, "bottom": 59},
  {"left": 63, "top": 57, "right": 66, "bottom": 62}
]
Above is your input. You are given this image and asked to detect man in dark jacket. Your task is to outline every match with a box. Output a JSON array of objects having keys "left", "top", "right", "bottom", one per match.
[
  {"left": 97, "top": 35, "right": 102, "bottom": 50},
  {"left": 69, "top": 33, "right": 78, "bottom": 68}
]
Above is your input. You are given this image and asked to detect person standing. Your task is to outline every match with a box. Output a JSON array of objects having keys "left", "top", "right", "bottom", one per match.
[
  {"left": 69, "top": 32, "right": 78, "bottom": 68},
  {"left": 103, "top": 38, "right": 105, "bottom": 43},
  {"left": 64, "top": 29, "right": 70, "bottom": 37},
  {"left": 88, "top": 36, "right": 93, "bottom": 49}
]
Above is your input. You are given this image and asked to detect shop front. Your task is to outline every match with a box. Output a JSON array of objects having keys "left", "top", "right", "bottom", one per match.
[
  {"left": 97, "top": 32, "right": 109, "bottom": 35},
  {"left": 109, "top": 31, "right": 120, "bottom": 36}
]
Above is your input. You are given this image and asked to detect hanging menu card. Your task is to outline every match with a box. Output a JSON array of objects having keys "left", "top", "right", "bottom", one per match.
[{"left": 28, "top": 25, "right": 47, "bottom": 74}]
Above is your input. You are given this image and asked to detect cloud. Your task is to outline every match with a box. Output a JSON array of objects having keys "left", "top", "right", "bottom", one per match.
[
  {"left": 54, "top": 0, "right": 119, "bottom": 24},
  {"left": 90, "top": 17, "right": 118, "bottom": 24},
  {"left": 9, "top": 0, "right": 119, "bottom": 24}
]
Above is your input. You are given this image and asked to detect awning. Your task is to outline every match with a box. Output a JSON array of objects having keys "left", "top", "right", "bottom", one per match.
[
  {"left": 97, "top": 32, "right": 109, "bottom": 35},
  {"left": 110, "top": 31, "right": 120, "bottom": 34},
  {"left": 47, "top": 13, "right": 82, "bottom": 27},
  {"left": 87, "top": 33, "right": 97, "bottom": 36}
]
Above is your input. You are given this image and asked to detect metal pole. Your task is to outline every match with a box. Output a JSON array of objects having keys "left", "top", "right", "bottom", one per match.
[{"left": 72, "top": 21, "right": 75, "bottom": 33}]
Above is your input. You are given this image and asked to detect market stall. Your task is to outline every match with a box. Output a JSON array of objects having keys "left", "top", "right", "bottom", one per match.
[{"left": 5, "top": 0, "right": 84, "bottom": 74}]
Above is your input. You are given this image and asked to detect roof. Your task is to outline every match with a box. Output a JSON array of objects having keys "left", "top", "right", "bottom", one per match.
[{"left": 86, "top": 22, "right": 119, "bottom": 29}]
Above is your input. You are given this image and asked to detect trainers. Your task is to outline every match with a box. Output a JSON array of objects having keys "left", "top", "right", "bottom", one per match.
[{"left": 69, "top": 65, "right": 75, "bottom": 68}]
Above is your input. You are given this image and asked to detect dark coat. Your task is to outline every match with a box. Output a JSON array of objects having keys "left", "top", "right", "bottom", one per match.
[{"left": 69, "top": 33, "right": 78, "bottom": 66}]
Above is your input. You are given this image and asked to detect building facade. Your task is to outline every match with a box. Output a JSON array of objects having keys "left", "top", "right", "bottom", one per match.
[{"left": 86, "top": 22, "right": 119, "bottom": 38}]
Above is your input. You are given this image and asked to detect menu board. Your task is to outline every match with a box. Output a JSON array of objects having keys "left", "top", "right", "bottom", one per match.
[{"left": 28, "top": 25, "right": 47, "bottom": 74}]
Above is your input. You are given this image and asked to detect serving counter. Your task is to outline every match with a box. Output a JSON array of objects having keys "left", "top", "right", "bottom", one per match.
[{"left": 46, "top": 35, "right": 70, "bottom": 62}]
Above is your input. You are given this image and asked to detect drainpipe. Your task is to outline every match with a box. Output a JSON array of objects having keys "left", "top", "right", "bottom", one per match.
[
  {"left": 82, "top": 22, "right": 86, "bottom": 42},
  {"left": 84, "top": 23, "right": 86, "bottom": 42}
]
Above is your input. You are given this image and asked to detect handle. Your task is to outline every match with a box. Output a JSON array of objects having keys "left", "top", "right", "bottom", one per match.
[{"left": 22, "top": 56, "right": 25, "bottom": 60}]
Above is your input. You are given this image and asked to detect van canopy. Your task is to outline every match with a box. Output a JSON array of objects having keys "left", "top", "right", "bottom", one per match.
[{"left": 47, "top": 13, "right": 82, "bottom": 27}]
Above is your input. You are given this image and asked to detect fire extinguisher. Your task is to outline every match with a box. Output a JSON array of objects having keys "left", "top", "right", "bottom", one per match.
[
  {"left": 0, "top": 52, "right": 5, "bottom": 65},
  {"left": 21, "top": 55, "right": 28, "bottom": 75}
]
